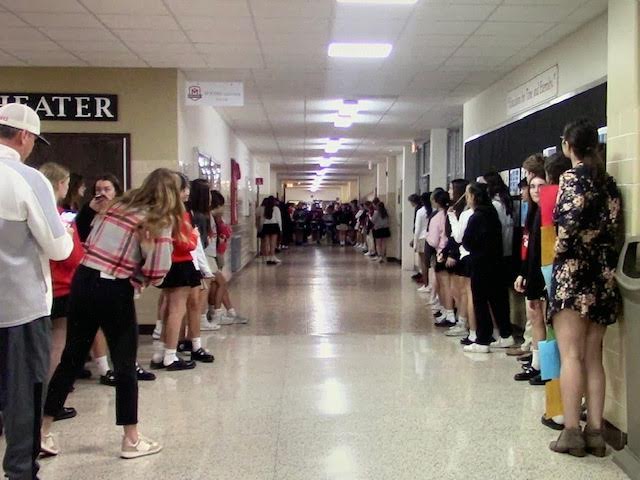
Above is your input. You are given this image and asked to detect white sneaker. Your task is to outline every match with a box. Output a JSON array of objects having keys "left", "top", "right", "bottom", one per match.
[
  {"left": 272, "top": 256, "right": 282, "bottom": 264},
  {"left": 217, "top": 314, "right": 235, "bottom": 326},
  {"left": 41, "top": 433, "right": 59, "bottom": 456},
  {"left": 445, "top": 325, "right": 468, "bottom": 337},
  {"left": 152, "top": 325, "right": 162, "bottom": 340},
  {"left": 490, "top": 336, "right": 516, "bottom": 349},
  {"left": 200, "top": 315, "right": 221, "bottom": 331},
  {"left": 417, "top": 285, "right": 430, "bottom": 293},
  {"left": 230, "top": 313, "right": 249, "bottom": 325},
  {"left": 463, "top": 343, "right": 490, "bottom": 353},
  {"left": 121, "top": 434, "right": 162, "bottom": 459}
]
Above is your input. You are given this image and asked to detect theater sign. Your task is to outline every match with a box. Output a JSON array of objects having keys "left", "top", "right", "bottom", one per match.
[{"left": 0, "top": 93, "right": 118, "bottom": 121}]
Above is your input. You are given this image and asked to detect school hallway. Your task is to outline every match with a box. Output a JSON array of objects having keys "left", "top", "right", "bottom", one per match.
[{"left": 27, "top": 247, "right": 628, "bottom": 480}]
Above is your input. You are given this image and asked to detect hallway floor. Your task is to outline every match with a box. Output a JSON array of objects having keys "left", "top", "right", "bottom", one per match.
[{"left": 10, "top": 247, "right": 630, "bottom": 479}]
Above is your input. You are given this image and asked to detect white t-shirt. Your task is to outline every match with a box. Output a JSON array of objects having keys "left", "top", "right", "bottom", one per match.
[
  {"left": 492, "top": 197, "right": 514, "bottom": 257},
  {"left": 448, "top": 208, "right": 473, "bottom": 259}
]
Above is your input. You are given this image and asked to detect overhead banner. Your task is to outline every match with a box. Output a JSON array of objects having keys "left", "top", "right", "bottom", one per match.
[
  {"left": 185, "top": 82, "right": 244, "bottom": 107},
  {"left": 506, "top": 65, "right": 559, "bottom": 118},
  {"left": 0, "top": 93, "right": 118, "bottom": 121}
]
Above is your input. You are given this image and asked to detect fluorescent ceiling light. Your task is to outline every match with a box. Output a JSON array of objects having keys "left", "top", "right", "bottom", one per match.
[
  {"left": 328, "top": 43, "right": 393, "bottom": 59},
  {"left": 337, "top": 0, "right": 417, "bottom": 4},
  {"left": 339, "top": 100, "right": 359, "bottom": 116},
  {"left": 316, "top": 169, "right": 327, "bottom": 176},
  {"left": 319, "top": 158, "right": 333, "bottom": 168},
  {"left": 325, "top": 145, "right": 340, "bottom": 154},
  {"left": 334, "top": 115, "right": 353, "bottom": 128}
]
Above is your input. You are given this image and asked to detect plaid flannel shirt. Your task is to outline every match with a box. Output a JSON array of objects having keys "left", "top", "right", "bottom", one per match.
[{"left": 81, "top": 205, "right": 173, "bottom": 288}]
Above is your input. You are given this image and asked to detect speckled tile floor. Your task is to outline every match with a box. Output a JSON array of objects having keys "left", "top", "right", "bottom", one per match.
[{"left": 1, "top": 246, "right": 630, "bottom": 479}]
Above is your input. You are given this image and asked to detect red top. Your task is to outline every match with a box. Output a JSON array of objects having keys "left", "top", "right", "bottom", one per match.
[
  {"left": 50, "top": 207, "right": 85, "bottom": 298},
  {"left": 171, "top": 212, "right": 198, "bottom": 262}
]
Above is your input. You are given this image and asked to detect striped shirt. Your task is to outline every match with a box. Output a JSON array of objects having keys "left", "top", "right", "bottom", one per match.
[{"left": 82, "top": 204, "right": 173, "bottom": 288}]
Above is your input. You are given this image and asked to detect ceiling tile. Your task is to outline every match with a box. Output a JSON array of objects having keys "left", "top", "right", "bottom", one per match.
[
  {"left": 475, "top": 21, "right": 555, "bottom": 36},
  {"left": 128, "top": 42, "right": 195, "bottom": 54},
  {"left": 187, "top": 29, "right": 259, "bottom": 44},
  {"left": 1, "top": 39, "right": 61, "bottom": 51},
  {"left": 488, "top": 4, "right": 577, "bottom": 23},
  {"left": 0, "top": 11, "right": 28, "bottom": 26},
  {"left": 0, "top": 27, "right": 49, "bottom": 41},
  {"left": 564, "top": 0, "right": 607, "bottom": 24},
  {"left": 454, "top": 44, "right": 522, "bottom": 58},
  {"left": 0, "top": 51, "right": 27, "bottom": 66},
  {"left": 41, "top": 27, "right": 117, "bottom": 42},
  {"left": 15, "top": 50, "right": 87, "bottom": 66},
  {"left": 77, "top": 52, "right": 147, "bottom": 67},
  {"left": 250, "top": 0, "right": 333, "bottom": 18},
  {"left": 204, "top": 54, "right": 265, "bottom": 69},
  {"left": 178, "top": 15, "right": 255, "bottom": 31},
  {"left": 81, "top": 0, "right": 169, "bottom": 15},
  {"left": 413, "top": 4, "right": 496, "bottom": 21},
  {"left": 98, "top": 14, "right": 180, "bottom": 30},
  {"left": 20, "top": 12, "right": 103, "bottom": 28},
  {"left": 405, "top": 20, "right": 481, "bottom": 36},
  {"left": 194, "top": 44, "right": 261, "bottom": 56},
  {"left": 116, "top": 28, "right": 188, "bottom": 43},
  {"left": 164, "top": 0, "right": 251, "bottom": 17},
  {"left": 0, "top": 0, "right": 84, "bottom": 13}
]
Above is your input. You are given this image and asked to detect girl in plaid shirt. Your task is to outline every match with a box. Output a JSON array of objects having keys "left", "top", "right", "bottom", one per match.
[{"left": 42, "top": 168, "right": 183, "bottom": 460}]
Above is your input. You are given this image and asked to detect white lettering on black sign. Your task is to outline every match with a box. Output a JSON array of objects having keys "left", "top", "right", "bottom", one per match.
[{"left": 0, "top": 93, "right": 118, "bottom": 121}]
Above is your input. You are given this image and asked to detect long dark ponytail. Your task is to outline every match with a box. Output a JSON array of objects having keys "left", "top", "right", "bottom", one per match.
[{"left": 562, "top": 118, "right": 605, "bottom": 185}]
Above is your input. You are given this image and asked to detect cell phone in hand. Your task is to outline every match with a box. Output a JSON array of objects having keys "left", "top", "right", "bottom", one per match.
[{"left": 60, "top": 211, "right": 77, "bottom": 225}]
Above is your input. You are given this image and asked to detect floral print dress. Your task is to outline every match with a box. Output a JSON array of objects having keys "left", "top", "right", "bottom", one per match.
[{"left": 548, "top": 163, "right": 623, "bottom": 325}]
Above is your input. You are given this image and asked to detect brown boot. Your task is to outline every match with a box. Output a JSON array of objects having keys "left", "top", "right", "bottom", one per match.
[
  {"left": 584, "top": 426, "right": 607, "bottom": 457},
  {"left": 549, "top": 427, "right": 586, "bottom": 457}
]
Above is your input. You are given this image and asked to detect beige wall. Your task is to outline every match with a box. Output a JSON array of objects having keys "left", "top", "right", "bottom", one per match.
[
  {"left": 286, "top": 187, "right": 342, "bottom": 203},
  {"left": 464, "top": 13, "right": 608, "bottom": 141},
  {"left": 0, "top": 67, "right": 179, "bottom": 186}
]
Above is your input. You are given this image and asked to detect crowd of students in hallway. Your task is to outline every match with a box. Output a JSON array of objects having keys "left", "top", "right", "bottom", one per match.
[
  {"left": 255, "top": 196, "right": 392, "bottom": 263},
  {"left": 408, "top": 118, "right": 622, "bottom": 458},
  {"left": 0, "top": 101, "right": 624, "bottom": 480},
  {"left": 0, "top": 102, "right": 255, "bottom": 479}
]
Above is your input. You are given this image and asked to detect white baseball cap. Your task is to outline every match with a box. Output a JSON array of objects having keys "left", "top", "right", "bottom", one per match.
[{"left": 0, "top": 103, "right": 49, "bottom": 145}]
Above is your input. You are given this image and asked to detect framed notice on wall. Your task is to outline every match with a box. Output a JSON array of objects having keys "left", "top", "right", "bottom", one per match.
[{"left": 509, "top": 168, "right": 521, "bottom": 196}]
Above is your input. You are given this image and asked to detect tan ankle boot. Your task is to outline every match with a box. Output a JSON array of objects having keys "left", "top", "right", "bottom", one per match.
[
  {"left": 584, "top": 426, "right": 607, "bottom": 457},
  {"left": 549, "top": 427, "right": 586, "bottom": 457}
]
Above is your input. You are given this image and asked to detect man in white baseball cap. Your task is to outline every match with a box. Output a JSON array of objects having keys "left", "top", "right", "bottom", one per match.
[{"left": 0, "top": 103, "right": 71, "bottom": 480}]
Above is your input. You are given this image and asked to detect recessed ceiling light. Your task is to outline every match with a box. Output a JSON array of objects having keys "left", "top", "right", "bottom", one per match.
[
  {"left": 339, "top": 100, "right": 359, "bottom": 116},
  {"left": 328, "top": 43, "right": 393, "bottom": 59},
  {"left": 319, "top": 158, "right": 333, "bottom": 168},
  {"left": 337, "top": 0, "right": 417, "bottom": 4}
]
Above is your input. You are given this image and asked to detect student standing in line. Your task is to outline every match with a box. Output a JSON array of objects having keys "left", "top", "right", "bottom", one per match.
[
  {"left": 260, "top": 196, "right": 283, "bottom": 264},
  {"left": 371, "top": 202, "right": 391, "bottom": 262},
  {"left": 62, "top": 172, "right": 86, "bottom": 212},
  {"left": 444, "top": 179, "right": 470, "bottom": 337},
  {"left": 513, "top": 175, "right": 548, "bottom": 382},
  {"left": 483, "top": 172, "right": 516, "bottom": 348},
  {"left": 39, "top": 162, "right": 85, "bottom": 423},
  {"left": 462, "top": 182, "right": 514, "bottom": 353},
  {"left": 414, "top": 193, "right": 430, "bottom": 293},
  {"left": 428, "top": 190, "right": 456, "bottom": 327},
  {"left": 41, "top": 168, "right": 180, "bottom": 459},
  {"left": 0, "top": 103, "right": 73, "bottom": 480},
  {"left": 549, "top": 119, "right": 622, "bottom": 458},
  {"left": 150, "top": 173, "right": 200, "bottom": 372}
]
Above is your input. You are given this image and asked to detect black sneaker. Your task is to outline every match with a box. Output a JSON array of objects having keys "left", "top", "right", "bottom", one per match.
[
  {"left": 435, "top": 319, "right": 455, "bottom": 328},
  {"left": 53, "top": 406, "right": 77, "bottom": 422},
  {"left": 529, "top": 374, "right": 548, "bottom": 386},
  {"left": 541, "top": 415, "right": 565, "bottom": 431},
  {"left": 99, "top": 370, "right": 117, "bottom": 387},
  {"left": 514, "top": 366, "right": 540, "bottom": 381},
  {"left": 517, "top": 353, "right": 533, "bottom": 363},
  {"left": 76, "top": 368, "right": 92, "bottom": 379},
  {"left": 192, "top": 348, "right": 214, "bottom": 363},
  {"left": 165, "top": 358, "right": 196, "bottom": 371},
  {"left": 149, "top": 359, "right": 165, "bottom": 370},
  {"left": 177, "top": 340, "right": 193, "bottom": 353},
  {"left": 460, "top": 336, "right": 473, "bottom": 346},
  {"left": 136, "top": 364, "right": 156, "bottom": 381},
  {"left": 266, "top": 261, "right": 277, "bottom": 265}
]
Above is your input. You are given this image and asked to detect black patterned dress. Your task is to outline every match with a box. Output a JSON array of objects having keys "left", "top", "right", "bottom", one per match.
[{"left": 548, "top": 163, "right": 623, "bottom": 325}]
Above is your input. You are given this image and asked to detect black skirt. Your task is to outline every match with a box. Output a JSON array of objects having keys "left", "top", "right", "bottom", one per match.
[
  {"left": 454, "top": 256, "right": 471, "bottom": 278},
  {"left": 373, "top": 227, "right": 391, "bottom": 239},
  {"left": 261, "top": 223, "right": 281, "bottom": 236},
  {"left": 158, "top": 261, "right": 202, "bottom": 289},
  {"left": 51, "top": 295, "right": 69, "bottom": 320}
]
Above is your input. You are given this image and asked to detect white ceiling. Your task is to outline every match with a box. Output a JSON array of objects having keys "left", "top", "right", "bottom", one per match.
[{"left": 0, "top": 0, "right": 608, "bottom": 188}]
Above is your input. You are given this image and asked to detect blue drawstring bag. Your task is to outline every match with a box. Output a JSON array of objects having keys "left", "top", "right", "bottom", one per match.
[{"left": 539, "top": 339, "right": 561, "bottom": 380}]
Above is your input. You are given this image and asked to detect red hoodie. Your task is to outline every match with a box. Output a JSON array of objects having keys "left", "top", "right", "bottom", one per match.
[
  {"left": 171, "top": 212, "right": 198, "bottom": 262},
  {"left": 50, "top": 207, "right": 85, "bottom": 298}
]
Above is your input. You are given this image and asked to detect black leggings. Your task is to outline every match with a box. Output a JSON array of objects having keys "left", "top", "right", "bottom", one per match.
[
  {"left": 471, "top": 261, "right": 513, "bottom": 345},
  {"left": 44, "top": 266, "right": 139, "bottom": 425}
]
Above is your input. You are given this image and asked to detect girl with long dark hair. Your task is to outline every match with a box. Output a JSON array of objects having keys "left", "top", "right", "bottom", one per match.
[
  {"left": 462, "top": 182, "right": 514, "bottom": 353},
  {"left": 428, "top": 189, "right": 455, "bottom": 327},
  {"left": 548, "top": 119, "right": 622, "bottom": 457},
  {"left": 259, "top": 196, "right": 283, "bottom": 264},
  {"left": 444, "top": 179, "right": 470, "bottom": 338},
  {"left": 371, "top": 202, "right": 391, "bottom": 262},
  {"left": 62, "top": 172, "right": 85, "bottom": 212}
]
